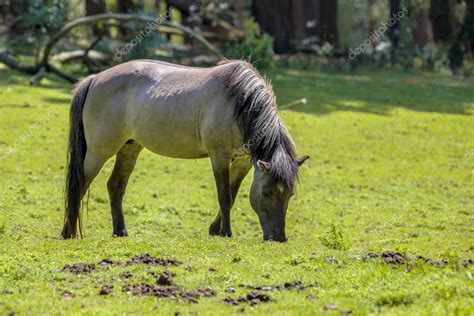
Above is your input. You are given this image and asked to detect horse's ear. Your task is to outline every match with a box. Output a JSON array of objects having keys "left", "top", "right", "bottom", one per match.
[
  {"left": 297, "top": 155, "right": 310, "bottom": 166},
  {"left": 257, "top": 160, "right": 271, "bottom": 172}
]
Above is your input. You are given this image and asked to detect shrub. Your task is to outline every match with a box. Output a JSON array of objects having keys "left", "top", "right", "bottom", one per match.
[
  {"left": 225, "top": 18, "right": 274, "bottom": 69},
  {"left": 320, "top": 224, "right": 350, "bottom": 250}
]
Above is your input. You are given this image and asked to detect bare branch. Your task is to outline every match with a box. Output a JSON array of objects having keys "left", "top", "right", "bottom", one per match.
[
  {"left": 0, "top": 51, "right": 41, "bottom": 74},
  {"left": 41, "top": 13, "right": 224, "bottom": 67},
  {"left": 29, "top": 67, "right": 46, "bottom": 85}
]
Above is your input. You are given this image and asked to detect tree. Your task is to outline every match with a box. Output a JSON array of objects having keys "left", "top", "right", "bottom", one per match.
[
  {"left": 412, "top": 2, "right": 434, "bottom": 48},
  {"left": 85, "top": 0, "right": 106, "bottom": 16},
  {"left": 430, "top": 0, "right": 464, "bottom": 73},
  {"left": 85, "top": 0, "right": 106, "bottom": 35},
  {"left": 319, "top": 0, "right": 339, "bottom": 47},
  {"left": 388, "top": 0, "right": 402, "bottom": 51},
  {"left": 462, "top": 0, "right": 474, "bottom": 55},
  {"left": 117, "top": 0, "right": 136, "bottom": 13},
  {"left": 429, "top": 0, "right": 457, "bottom": 42},
  {"left": 252, "top": 0, "right": 293, "bottom": 53},
  {"left": 291, "top": 0, "right": 306, "bottom": 45},
  {"left": 252, "top": 0, "right": 339, "bottom": 54}
]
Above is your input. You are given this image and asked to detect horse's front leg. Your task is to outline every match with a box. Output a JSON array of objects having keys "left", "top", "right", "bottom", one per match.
[
  {"left": 210, "top": 155, "right": 233, "bottom": 237},
  {"left": 209, "top": 157, "right": 252, "bottom": 236}
]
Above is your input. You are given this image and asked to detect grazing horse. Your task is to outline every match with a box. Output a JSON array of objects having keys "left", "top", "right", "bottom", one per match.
[{"left": 62, "top": 59, "right": 309, "bottom": 242}]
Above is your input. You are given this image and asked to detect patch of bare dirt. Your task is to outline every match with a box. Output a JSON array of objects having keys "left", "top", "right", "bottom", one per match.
[
  {"left": 417, "top": 256, "right": 448, "bottom": 266},
  {"left": 156, "top": 271, "right": 175, "bottom": 286},
  {"left": 224, "top": 290, "right": 272, "bottom": 306},
  {"left": 284, "top": 280, "right": 316, "bottom": 290},
  {"left": 381, "top": 251, "right": 405, "bottom": 264},
  {"left": 65, "top": 254, "right": 182, "bottom": 275},
  {"left": 126, "top": 253, "right": 182, "bottom": 266},
  {"left": 238, "top": 280, "right": 316, "bottom": 292},
  {"left": 62, "top": 263, "right": 96, "bottom": 274},
  {"left": 123, "top": 283, "right": 178, "bottom": 298},
  {"left": 180, "top": 288, "right": 215, "bottom": 303},
  {"left": 122, "top": 283, "right": 215, "bottom": 303},
  {"left": 120, "top": 271, "right": 133, "bottom": 279},
  {"left": 99, "top": 285, "right": 113, "bottom": 295},
  {"left": 123, "top": 268, "right": 214, "bottom": 303},
  {"left": 98, "top": 258, "right": 120, "bottom": 267}
]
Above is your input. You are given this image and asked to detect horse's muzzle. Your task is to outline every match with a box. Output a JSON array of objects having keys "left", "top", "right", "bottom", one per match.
[{"left": 263, "top": 233, "right": 288, "bottom": 242}]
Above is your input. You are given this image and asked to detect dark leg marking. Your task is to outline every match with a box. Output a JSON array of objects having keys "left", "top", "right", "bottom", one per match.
[
  {"left": 107, "top": 141, "right": 143, "bottom": 237},
  {"left": 209, "top": 157, "right": 252, "bottom": 236}
]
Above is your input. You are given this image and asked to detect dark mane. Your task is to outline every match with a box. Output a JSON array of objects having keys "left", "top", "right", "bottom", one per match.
[{"left": 223, "top": 60, "right": 299, "bottom": 190}]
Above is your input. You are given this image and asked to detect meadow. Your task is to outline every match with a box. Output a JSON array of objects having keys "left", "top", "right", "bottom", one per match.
[{"left": 0, "top": 64, "right": 473, "bottom": 315}]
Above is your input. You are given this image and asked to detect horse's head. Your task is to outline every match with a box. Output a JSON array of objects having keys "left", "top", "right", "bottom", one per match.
[{"left": 250, "top": 156, "right": 309, "bottom": 242}]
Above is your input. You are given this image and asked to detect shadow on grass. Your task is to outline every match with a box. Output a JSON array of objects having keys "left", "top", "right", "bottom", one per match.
[
  {"left": 270, "top": 68, "right": 474, "bottom": 116},
  {"left": 42, "top": 96, "right": 71, "bottom": 104},
  {"left": 2, "top": 64, "right": 473, "bottom": 115},
  {"left": 0, "top": 67, "right": 71, "bottom": 92}
]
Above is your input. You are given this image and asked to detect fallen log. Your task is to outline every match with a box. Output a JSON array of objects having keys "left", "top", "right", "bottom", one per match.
[
  {"left": 0, "top": 13, "right": 224, "bottom": 84},
  {"left": 0, "top": 51, "right": 40, "bottom": 74},
  {"left": 41, "top": 12, "right": 224, "bottom": 68}
]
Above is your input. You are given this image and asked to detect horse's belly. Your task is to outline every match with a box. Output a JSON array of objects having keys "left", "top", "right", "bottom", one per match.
[
  {"left": 132, "top": 121, "right": 208, "bottom": 159},
  {"left": 140, "top": 139, "right": 208, "bottom": 159}
]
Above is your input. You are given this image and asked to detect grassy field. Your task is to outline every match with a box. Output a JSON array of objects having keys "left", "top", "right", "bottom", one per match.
[{"left": 0, "top": 64, "right": 473, "bottom": 315}]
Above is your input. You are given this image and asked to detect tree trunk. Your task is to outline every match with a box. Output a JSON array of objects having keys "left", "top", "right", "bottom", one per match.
[
  {"left": 85, "top": 0, "right": 106, "bottom": 35},
  {"left": 291, "top": 0, "right": 306, "bottom": 44},
  {"left": 462, "top": 0, "right": 474, "bottom": 55},
  {"left": 319, "top": 0, "right": 338, "bottom": 48},
  {"left": 117, "top": 0, "right": 137, "bottom": 36},
  {"left": 252, "top": 0, "right": 293, "bottom": 53},
  {"left": 388, "top": 0, "right": 402, "bottom": 50},
  {"left": 117, "top": 0, "right": 136, "bottom": 13},
  {"left": 430, "top": 0, "right": 464, "bottom": 72},
  {"left": 412, "top": 7, "right": 433, "bottom": 48},
  {"left": 429, "top": 0, "right": 455, "bottom": 42},
  {"left": 367, "top": 0, "right": 377, "bottom": 51},
  {"left": 85, "top": 0, "right": 106, "bottom": 16},
  {"left": 305, "top": 0, "right": 319, "bottom": 39},
  {"left": 2, "top": 0, "right": 28, "bottom": 36}
]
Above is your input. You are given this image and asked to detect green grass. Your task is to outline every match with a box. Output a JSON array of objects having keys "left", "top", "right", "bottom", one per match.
[{"left": 0, "top": 64, "right": 473, "bottom": 315}]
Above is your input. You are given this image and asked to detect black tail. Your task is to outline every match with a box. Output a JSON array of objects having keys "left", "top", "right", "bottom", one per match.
[{"left": 62, "top": 76, "right": 94, "bottom": 239}]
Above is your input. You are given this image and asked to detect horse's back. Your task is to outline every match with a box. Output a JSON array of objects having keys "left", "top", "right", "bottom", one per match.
[{"left": 82, "top": 60, "right": 239, "bottom": 159}]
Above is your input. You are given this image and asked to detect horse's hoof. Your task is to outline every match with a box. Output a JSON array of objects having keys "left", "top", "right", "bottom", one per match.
[
  {"left": 61, "top": 227, "right": 77, "bottom": 239},
  {"left": 112, "top": 230, "right": 128, "bottom": 237},
  {"left": 219, "top": 230, "right": 232, "bottom": 237}
]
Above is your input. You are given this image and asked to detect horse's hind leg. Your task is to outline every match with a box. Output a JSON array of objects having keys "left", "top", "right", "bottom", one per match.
[
  {"left": 62, "top": 151, "right": 109, "bottom": 238},
  {"left": 107, "top": 140, "right": 143, "bottom": 237}
]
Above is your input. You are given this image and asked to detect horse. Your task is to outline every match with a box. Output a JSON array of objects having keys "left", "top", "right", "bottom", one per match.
[{"left": 61, "top": 59, "right": 309, "bottom": 242}]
